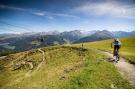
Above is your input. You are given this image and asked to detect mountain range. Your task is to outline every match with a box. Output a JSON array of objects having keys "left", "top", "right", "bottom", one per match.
[
  {"left": 0, "top": 30, "right": 135, "bottom": 56},
  {"left": 74, "top": 30, "right": 114, "bottom": 43}
]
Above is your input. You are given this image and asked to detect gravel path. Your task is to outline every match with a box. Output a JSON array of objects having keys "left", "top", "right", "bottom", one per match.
[{"left": 102, "top": 51, "right": 135, "bottom": 87}]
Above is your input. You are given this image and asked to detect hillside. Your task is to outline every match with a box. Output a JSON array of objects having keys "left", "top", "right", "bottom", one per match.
[
  {"left": 0, "top": 35, "right": 67, "bottom": 55},
  {"left": 60, "top": 30, "right": 83, "bottom": 43},
  {"left": 0, "top": 46, "right": 132, "bottom": 89},
  {"left": 74, "top": 37, "right": 135, "bottom": 64},
  {"left": 0, "top": 30, "right": 83, "bottom": 54}
]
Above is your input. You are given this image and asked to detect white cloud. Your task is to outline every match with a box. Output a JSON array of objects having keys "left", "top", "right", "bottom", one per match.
[
  {"left": 0, "top": 4, "right": 25, "bottom": 11},
  {"left": 0, "top": 4, "right": 79, "bottom": 19},
  {"left": 55, "top": 13, "right": 79, "bottom": 18},
  {"left": 74, "top": 1, "right": 135, "bottom": 19},
  {"left": 0, "top": 4, "right": 45, "bottom": 17},
  {"left": 34, "top": 12, "right": 45, "bottom": 16}
]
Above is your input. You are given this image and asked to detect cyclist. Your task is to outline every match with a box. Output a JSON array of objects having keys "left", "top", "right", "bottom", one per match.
[{"left": 111, "top": 38, "right": 121, "bottom": 62}]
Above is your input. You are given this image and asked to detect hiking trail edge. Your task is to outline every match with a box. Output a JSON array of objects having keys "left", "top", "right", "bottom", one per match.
[{"left": 102, "top": 51, "right": 135, "bottom": 87}]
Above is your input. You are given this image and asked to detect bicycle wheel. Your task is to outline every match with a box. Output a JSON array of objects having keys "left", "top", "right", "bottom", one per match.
[{"left": 116, "top": 56, "right": 119, "bottom": 62}]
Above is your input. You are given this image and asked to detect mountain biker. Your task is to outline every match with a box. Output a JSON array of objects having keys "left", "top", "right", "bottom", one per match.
[{"left": 111, "top": 38, "right": 121, "bottom": 57}]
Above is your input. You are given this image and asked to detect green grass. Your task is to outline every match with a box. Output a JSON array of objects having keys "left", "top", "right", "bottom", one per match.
[
  {"left": 73, "top": 36, "right": 135, "bottom": 64},
  {"left": 30, "top": 40, "right": 41, "bottom": 46},
  {"left": 0, "top": 43, "right": 15, "bottom": 50},
  {"left": 0, "top": 46, "right": 133, "bottom": 89},
  {"left": 3, "top": 45, "right": 15, "bottom": 50}
]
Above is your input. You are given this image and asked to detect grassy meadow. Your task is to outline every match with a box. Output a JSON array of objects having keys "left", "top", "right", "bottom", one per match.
[
  {"left": 73, "top": 37, "right": 135, "bottom": 64},
  {"left": 0, "top": 46, "right": 133, "bottom": 89}
]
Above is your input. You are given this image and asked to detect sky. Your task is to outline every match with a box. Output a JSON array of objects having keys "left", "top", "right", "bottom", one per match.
[{"left": 0, "top": 0, "right": 135, "bottom": 33}]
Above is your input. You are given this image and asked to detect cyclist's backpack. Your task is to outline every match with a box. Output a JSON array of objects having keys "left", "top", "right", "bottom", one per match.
[{"left": 114, "top": 40, "right": 119, "bottom": 45}]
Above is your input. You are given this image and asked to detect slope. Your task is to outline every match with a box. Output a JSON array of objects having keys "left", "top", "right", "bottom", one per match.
[
  {"left": 74, "top": 36, "right": 135, "bottom": 64},
  {"left": 0, "top": 46, "right": 133, "bottom": 89},
  {"left": 0, "top": 34, "right": 68, "bottom": 57}
]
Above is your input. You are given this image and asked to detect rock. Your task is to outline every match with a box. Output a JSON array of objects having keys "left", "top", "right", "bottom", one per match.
[
  {"left": 64, "top": 68, "right": 70, "bottom": 73},
  {"left": 59, "top": 76, "right": 66, "bottom": 80},
  {"left": 111, "top": 84, "right": 117, "bottom": 89}
]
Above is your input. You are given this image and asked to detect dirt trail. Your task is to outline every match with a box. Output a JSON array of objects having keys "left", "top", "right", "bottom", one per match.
[
  {"left": 4, "top": 49, "right": 46, "bottom": 87},
  {"left": 25, "top": 48, "right": 45, "bottom": 77},
  {"left": 102, "top": 51, "right": 135, "bottom": 87},
  {"left": 0, "top": 56, "right": 6, "bottom": 59},
  {"left": 35, "top": 49, "right": 45, "bottom": 71}
]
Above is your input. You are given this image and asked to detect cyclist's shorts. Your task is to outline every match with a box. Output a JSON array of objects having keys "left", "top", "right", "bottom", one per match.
[{"left": 114, "top": 45, "right": 120, "bottom": 49}]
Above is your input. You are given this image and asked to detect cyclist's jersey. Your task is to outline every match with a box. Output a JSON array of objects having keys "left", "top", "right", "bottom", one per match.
[{"left": 113, "top": 40, "right": 121, "bottom": 46}]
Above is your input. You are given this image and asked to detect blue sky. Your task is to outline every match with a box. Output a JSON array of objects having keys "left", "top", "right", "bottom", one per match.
[{"left": 0, "top": 0, "right": 135, "bottom": 33}]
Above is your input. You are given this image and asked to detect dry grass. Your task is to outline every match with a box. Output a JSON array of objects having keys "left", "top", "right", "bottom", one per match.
[{"left": 0, "top": 46, "right": 133, "bottom": 89}]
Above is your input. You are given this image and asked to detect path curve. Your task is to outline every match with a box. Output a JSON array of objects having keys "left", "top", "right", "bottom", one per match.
[
  {"left": 102, "top": 51, "right": 135, "bottom": 87},
  {"left": 25, "top": 49, "right": 45, "bottom": 77},
  {"left": 35, "top": 49, "right": 45, "bottom": 71}
]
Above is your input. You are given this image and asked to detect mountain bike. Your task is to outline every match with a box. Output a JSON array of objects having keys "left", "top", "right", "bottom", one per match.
[{"left": 114, "top": 50, "right": 120, "bottom": 63}]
